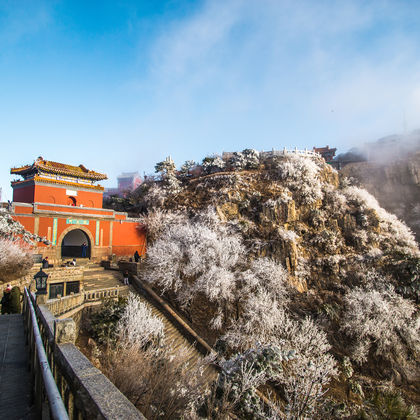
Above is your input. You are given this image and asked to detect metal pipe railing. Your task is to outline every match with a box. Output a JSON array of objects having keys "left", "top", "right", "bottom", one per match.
[{"left": 24, "top": 288, "right": 69, "bottom": 420}]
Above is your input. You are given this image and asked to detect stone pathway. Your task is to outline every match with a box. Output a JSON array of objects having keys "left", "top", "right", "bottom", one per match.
[
  {"left": 0, "top": 314, "right": 35, "bottom": 419},
  {"left": 133, "top": 289, "right": 217, "bottom": 384},
  {"left": 82, "top": 266, "right": 124, "bottom": 291}
]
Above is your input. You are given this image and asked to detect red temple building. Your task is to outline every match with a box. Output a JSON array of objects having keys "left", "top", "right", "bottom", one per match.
[
  {"left": 104, "top": 171, "right": 143, "bottom": 198},
  {"left": 313, "top": 146, "right": 337, "bottom": 163},
  {"left": 9, "top": 157, "right": 146, "bottom": 264}
]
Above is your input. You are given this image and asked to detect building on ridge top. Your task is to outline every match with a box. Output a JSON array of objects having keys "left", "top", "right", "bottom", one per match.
[
  {"left": 8, "top": 156, "right": 146, "bottom": 267},
  {"left": 312, "top": 146, "right": 337, "bottom": 163},
  {"left": 104, "top": 171, "right": 143, "bottom": 198}
]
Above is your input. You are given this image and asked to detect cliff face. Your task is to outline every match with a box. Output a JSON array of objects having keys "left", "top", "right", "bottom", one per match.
[
  {"left": 341, "top": 151, "right": 420, "bottom": 241},
  {"left": 133, "top": 153, "right": 420, "bottom": 415}
]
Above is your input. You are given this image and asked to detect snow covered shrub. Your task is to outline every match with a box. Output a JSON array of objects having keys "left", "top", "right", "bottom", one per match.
[
  {"left": 0, "top": 239, "right": 33, "bottom": 281},
  {"left": 142, "top": 182, "right": 168, "bottom": 209},
  {"left": 270, "top": 155, "right": 324, "bottom": 204},
  {"left": 273, "top": 317, "right": 338, "bottom": 420},
  {"left": 116, "top": 293, "right": 164, "bottom": 349},
  {"left": 202, "top": 156, "right": 226, "bottom": 174},
  {"left": 228, "top": 152, "right": 247, "bottom": 170},
  {"left": 198, "top": 345, "right": 292, "bottom": 420},
  {"left": 0, "top": 209, "right": 49, "bottom": 281},
  {"left": 146, "top": 208, "right": 246, "bottom": 326},
  {"left": 224, "top": 293, "right": 337, "bottom": 419},
  {"left": 140, "top": 209, "right": 187, "bottom": 243},
  {"left": 89, "top": 297, "right": 127, "bottom": 345},
  {"left": 0, "top": 208, "right": 45, "bottom": 243},
  {"left": 310, "top": 229, "right": 343, "bottom": 254},
  {"left": 278, "top": 227, "right": 299, "bottom": 243},
  {"left": 242, "top": 148, "right": 260, "bottom": 169},
  {"left": 103, "top": 341, "right": 208, "bottom": 419},
  {"left": 323, "top": 185, "right": 348, "bottom": 217},
  {"left": 341, "top": 286, "right": 420, "bottom": 364}
]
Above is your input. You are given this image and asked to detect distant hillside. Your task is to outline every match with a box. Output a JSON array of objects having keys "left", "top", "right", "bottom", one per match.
[{"left": 337, "top": 130, "right": 420, "bottom": 242}]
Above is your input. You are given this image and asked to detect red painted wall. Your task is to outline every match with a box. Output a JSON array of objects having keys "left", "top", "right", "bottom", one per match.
[
  {"left": 112, "top": 221, "right": 146, "bottom": 257},
  {"left": 33, "top": 184, "right": 103, "bottom": 208},
  {"left": 13, "top": 185, "right": 35, "bottom": 203}
]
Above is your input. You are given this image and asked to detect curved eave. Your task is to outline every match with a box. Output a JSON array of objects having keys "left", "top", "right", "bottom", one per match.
[
  {"left": 11, "top": 164, "right": 107, "bottom": 180},
  {"left": 10, "top": 166, "right": 35, "bottom": 175},
  {"left": 37, "top": 165, "right": 107, "bottom": 180}
]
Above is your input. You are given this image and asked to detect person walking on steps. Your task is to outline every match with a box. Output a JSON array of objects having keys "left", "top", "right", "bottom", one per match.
[
  {"left": 134, "top": 250, "right": 140, "bottom": 263},
  {"left": 123, "top": 271, "right": 129, "bottom": 285}
]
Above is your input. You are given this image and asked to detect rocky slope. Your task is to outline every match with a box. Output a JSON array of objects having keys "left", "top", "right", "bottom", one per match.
[{"left": 128, "top": 152, "right": 419, "bottom": 418}]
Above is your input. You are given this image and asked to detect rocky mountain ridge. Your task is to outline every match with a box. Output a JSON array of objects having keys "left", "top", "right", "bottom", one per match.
[{"left": 124, "top": 151, "right": 419, "bottom": 418}]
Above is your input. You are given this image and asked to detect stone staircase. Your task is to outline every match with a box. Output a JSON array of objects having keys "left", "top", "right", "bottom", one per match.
[
  {"left": 133, "top": 289, "right": 217, "bottom": 383},
  {"left": 82, "top": 263, "right": 127, "bottom": 293}
]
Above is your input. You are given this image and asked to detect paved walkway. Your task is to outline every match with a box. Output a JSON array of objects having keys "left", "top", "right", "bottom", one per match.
[{"left": 0, "top": 314, "right": 35, "bottom": 419}]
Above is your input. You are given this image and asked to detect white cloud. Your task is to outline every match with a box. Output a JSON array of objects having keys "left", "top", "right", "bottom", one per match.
[{"left": 131, "top": 0, "right": 420, "bottom": 153}]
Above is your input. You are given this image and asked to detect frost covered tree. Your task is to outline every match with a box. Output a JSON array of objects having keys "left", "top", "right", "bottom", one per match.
[
  {"left": 197, "top": 345, "right": 292, "bottom": 419},
  {"left": 343, "top": 186, "right": 419, "bottom": 256},
  {"left": 228, "top": 152, "right": 247, "bottom": 170},
  {"left": 341, "top": 286, "right": 419, "bottom": 364},
  {"left": 202, "top": 156, "right": 226, "bottom": 174},
  {"left": 116, "top": 293, "right": 164, "bottom": 349},
  {"left": 140, "top": 209, "right": 187, "bottom": 243},
  {"left": 179, "top": 160, "right": 197, "bottom": 179},
  {"left": 269, "top": 155, "right": 324, "bottom": 204},
  {"left": 146, "top": 208, "right": 245, "bottom": 327},
  {"left": 155, "top": 156, "right": 181, "bottom": 194},
  {"left": 0, "top": 209, "right": 47, "bottom": 281},
  {"left": 242, "top": 149, "right": 260, "bottom": 169}
]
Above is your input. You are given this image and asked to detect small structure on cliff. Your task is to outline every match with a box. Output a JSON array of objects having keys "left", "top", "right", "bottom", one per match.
[
  {"left": 8, "top": 157, "right": 146, "bottom": 266},
  {"left": 312, "top": 146, "right": 337, "bottom": 163}
]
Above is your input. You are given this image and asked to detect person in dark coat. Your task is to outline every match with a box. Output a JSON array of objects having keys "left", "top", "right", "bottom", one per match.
[
  {"left": 1, "top": 285, "right": 12, "bottom": 315},
  {"left": 134, "top": 250, "right": 140, "bottom": 263},
  {"left": 42, "top": 256, "right": 49, "bottom": 269},
  {"left": 123, "top": 271, "right": 129, "bottom": 285},
  {"left": 81, "top": 242, "right": 88, "bottom": 258}
]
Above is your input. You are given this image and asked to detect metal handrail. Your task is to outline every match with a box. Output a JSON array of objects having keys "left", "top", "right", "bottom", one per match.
[{"left": 24, "top": 288, "right": 69, "bottom": 420}]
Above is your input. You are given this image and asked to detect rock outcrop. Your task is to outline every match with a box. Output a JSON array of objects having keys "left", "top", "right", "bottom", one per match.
[{"left": 341, "top": 151, "right": 420, "bottom": 242}]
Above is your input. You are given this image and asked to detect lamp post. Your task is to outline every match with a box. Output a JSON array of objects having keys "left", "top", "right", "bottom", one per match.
[{"left": 34, "top": 268, "right": 48, "bottom": 302}]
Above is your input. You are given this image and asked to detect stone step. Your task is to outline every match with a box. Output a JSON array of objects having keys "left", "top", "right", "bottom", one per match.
[{"left": 132, "top": 291, "right": 217, "bottom": 382}]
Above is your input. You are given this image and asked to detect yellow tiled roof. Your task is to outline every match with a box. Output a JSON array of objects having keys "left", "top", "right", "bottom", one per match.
[{"left": 11, "top": 157, "right": 107, "bottom": 181}]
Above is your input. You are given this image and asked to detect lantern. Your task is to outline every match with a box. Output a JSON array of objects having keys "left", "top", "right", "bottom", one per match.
[{"left": 34, "top": 268, "right": 48, "bottom": 295}]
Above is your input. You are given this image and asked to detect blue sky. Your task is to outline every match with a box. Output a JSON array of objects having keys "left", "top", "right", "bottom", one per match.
[{"left": 1, "top": 0, "right": 420, "bottom": 200}]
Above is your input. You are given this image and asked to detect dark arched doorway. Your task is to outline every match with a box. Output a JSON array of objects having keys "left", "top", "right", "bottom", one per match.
[{"left": 61, "top": 229, "right": 90, "bottom": 258}]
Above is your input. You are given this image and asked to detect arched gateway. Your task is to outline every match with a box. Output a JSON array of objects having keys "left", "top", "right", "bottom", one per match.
[{"left": 61, "top": 228, "right": 91, "bottom": 258}]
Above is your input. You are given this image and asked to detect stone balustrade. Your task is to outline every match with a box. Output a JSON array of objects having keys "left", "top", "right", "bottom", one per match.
[
  {"left": 261, "top": 147, "right": 320, "bottom": 158},
  {"left": 84, "top": 286, "right": 122, "bottom": 302},
  {"left": 25, "top": 290, "right": 145, "bottom": 419},
  {"left": 46, "top": 285, "right": 127, "bottom": 317},
  {"left": 46, "top": 293, "right": 85, "bottom": 317}
]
